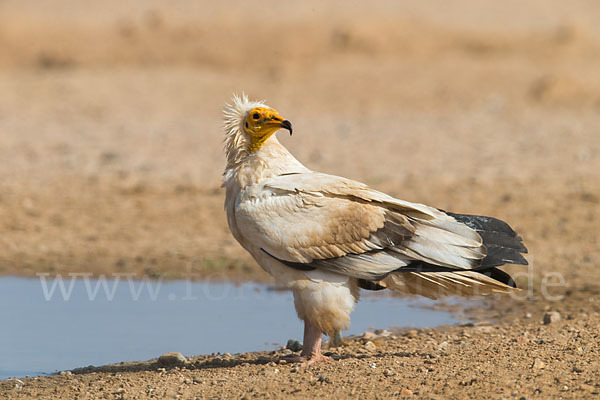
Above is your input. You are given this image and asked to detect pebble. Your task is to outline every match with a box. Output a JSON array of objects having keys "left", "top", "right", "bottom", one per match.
[
  {"left": 532, "top": 358, "right": 546, "bottom": 369},
  {"left": 516, "top": 335, "right": 529, "bottom": 344},
  {"left": 406, "top": 330, "right": 418, "bottom": 338},
  {"left": 363, "top": 331, "right": 377, "bottom": 340},
  {"left": 364, "top": 341, "right": 377, "bottom": 352},
  {"left": 158, "top": 352, "right": 188, "bottom": 366},
  {"left": 400, "top": 388, "right": 413, "bottom": 396},
  {"left": 286, "top": 339, "right": 303, "bottom": 352},
  {"left": 543, "top": 311, "right": 561, "bottom": 324},
  {"left": 192, "top": 376, "right": 204, "bottom": 384}
]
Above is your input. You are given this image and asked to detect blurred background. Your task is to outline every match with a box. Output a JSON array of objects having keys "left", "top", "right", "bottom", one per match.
[{"left": 0, "top": 0, "right": 598, "bottom": 283}]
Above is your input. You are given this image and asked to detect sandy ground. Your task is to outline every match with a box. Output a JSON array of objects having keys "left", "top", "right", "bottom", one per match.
[
  {"left": 1, "top": 0, "right": 600, "bottom": 398},
  {"left": 3, "top": 315, "right": 600, "bottom": 399}
]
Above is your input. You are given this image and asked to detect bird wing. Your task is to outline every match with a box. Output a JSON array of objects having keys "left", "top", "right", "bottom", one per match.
[{"left": 235, "top": 171, "right": 487, "bottom": 280}]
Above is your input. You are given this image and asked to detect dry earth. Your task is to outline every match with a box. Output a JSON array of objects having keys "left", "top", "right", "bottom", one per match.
[
  {"left": 2, "top": 316, "right": 600, "bottom": 399},
  {"left": 1, "top": 0, "right": 599, "bottom": 398}
]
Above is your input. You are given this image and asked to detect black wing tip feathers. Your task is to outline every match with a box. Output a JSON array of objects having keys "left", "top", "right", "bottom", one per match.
[
  {"left": 445, "top": 211, "right": 528, "bottom": 267},
  {"left": 480, "top": 267, "right": 517, "bottom": 288}
]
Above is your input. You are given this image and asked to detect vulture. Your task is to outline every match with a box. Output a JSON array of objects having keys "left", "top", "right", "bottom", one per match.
[{"left": 222, "top": 94, "right": 527, "bottom": 364}]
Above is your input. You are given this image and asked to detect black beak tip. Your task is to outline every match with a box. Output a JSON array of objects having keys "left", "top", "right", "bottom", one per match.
[{"left": 280, "top": 120, "right": 293, "bottom": 135}]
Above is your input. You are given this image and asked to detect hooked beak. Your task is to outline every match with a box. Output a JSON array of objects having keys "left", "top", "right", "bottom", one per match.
[{"left": 280, "top": 120, "right": 293, "bottom": 136}]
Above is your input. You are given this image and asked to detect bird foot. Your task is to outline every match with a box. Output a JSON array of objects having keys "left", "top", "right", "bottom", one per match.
[{"left": 302, "top": 354, "right": 332, "bottom": 366}]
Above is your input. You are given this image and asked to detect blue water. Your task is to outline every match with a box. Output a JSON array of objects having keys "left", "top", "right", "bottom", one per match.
[{"left": 0, "top": 276, "right": 464, "bottom": 380}]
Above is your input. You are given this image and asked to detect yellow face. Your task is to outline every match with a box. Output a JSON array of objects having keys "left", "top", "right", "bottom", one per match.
[{"left": 243, "top": 106, "right": 292, "bottom": 152}]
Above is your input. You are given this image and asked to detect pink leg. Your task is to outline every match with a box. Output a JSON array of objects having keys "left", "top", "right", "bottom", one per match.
[{"left": 299, "top": 320, "right": 331, "bottom": 365}]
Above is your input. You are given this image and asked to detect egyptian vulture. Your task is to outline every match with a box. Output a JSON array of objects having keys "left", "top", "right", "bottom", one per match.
[{"left": 222, "top": 94, "right": 527, "bottom": 364}]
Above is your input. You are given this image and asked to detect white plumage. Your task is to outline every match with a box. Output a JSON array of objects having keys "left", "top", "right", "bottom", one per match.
[{"left": 222, "top": 94, "right": 527, "bottom": 364}]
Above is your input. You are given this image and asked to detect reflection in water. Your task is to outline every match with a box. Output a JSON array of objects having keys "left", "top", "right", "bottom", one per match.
[{"left": 0, "top": 277, "right": 464, "bottom": 379}]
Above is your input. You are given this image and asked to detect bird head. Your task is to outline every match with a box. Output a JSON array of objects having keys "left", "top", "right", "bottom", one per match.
[
  {"left": 243, "top": 106, "right": 293, "bottom": 152},
  {"left": 223, "top": 94, "right": 293, "bottom": 166}
]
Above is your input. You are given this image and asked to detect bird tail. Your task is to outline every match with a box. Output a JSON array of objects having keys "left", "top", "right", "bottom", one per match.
[
  {"left": 379, "top": 269, "right": 517, "bottom": 299},
  {"left": 377, "top": 212, "right": 527, "bottom": 299}
]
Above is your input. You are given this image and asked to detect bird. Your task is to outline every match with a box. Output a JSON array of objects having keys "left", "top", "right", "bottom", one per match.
[{"left": 222, "top": 94, "right": 527, "bottom": 365}]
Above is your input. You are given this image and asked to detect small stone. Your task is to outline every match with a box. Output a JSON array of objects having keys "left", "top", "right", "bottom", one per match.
[
  {"left": 280, "top": 349, "right": 292, "bottom": 356},
  {"left": 516, "top": 335, "right": 529, "bottom": 344},
  {"left": 437, "top": 341, "right": 449, "bottom": 350},
  {"left": 406, "top": 330, "right": 418, "bottom": 338},
  {"left": 363, "top": 331, "right": 377, "bottom": 340},
  {"left": 290, "top": 367, "right": 299, "bottom": 373},
  {"left": 543, "top": 311, "right": 561, "bottom": 324},
  {"left": 532, "top": 358, "right": 545, "bottom": 369},
  {"left": 400, "top": 388, "right": 413, "bottom": 396},
  {"left": 364, "top": 341, "right": 377, "bottom": 352},
  {"left": 158, "top": 352, "right": 188, "bottom": 366},
  {"left": 286, "top": 339, "right": 303, "bottom": 352}
]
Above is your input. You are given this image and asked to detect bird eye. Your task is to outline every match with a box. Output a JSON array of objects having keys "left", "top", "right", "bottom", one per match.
[{"left": 252, "top": 113, "right": 260, "bottom": 120}]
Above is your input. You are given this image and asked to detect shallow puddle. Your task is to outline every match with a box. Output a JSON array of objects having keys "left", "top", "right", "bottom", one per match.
[{"left": 0, "top": 276, "right": 466, "bottom": 379}]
